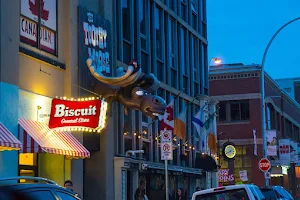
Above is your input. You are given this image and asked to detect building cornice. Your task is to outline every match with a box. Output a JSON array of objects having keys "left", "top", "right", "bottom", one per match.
[{"left": 211, "top": 93, "right": 261, "bottom": 101}]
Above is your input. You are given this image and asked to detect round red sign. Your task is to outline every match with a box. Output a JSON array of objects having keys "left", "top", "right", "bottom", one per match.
[{"left": 259, "top": 158, "right": 271, "bottom": 172}]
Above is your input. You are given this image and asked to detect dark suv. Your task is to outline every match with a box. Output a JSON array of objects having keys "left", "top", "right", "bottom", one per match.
[{"left": 0, "top": 176, "right": 81, "bottom": 200}]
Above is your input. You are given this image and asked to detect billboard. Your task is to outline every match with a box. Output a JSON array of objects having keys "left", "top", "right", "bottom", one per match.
[
  {"left": 266, "top": 130, "right": 277, "bottom": 156},
  {"left": 279, "top": 139, "right": 290, "bottom": 166},
  {"left": 20, "top": 0, "right": 57, "bottom": 54}
]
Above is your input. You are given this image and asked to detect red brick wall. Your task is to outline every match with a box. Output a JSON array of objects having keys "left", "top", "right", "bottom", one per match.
[
  {"left": 210, "top": 77, "right": 260, "bottom": 96},
  {"left": 217, "top": 99, "right": 262, "bottom": 139}
]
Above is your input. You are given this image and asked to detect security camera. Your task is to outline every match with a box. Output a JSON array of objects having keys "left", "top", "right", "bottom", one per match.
[{"left": 125, "top": 150, "right": 144, "bottom": 157}]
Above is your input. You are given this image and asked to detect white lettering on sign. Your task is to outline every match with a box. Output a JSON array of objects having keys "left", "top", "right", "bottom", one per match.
[
  {"left": 259, "top": 163, "right": 270, "bottom": 168},
  {"left": 61, "top": 118, "right": 90, "bottom": 124},
  {"left": 54, "top": 104, "right": 97, "bottom": 117},
  {"left": 83, "top": 22, "right": 107, "bottom": 48},
  {"left": 82, "top": 17, "right": 110, "bottom": 73}
]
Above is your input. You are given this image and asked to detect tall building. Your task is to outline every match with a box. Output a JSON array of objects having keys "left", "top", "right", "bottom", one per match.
[
  {"left": 0, "top": 0, "right": 215, "bottom": 199},
  {"left": 209, "top": 63, "right": 300, "bottom": 198},
  {"left": 276, "top": 77, "right": 300, "bottom": 104}
]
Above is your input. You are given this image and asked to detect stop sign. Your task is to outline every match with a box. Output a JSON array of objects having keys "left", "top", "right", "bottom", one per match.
[{"left": 259, "top": 158, "right": 271, "bottom": 172}]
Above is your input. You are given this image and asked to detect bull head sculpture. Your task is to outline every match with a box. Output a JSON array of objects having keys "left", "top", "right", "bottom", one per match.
[{"left": 86, "top": 58, "right": 167, "bottom": 119}]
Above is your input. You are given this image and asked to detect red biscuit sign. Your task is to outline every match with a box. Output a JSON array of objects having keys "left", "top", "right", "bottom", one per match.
[{"left": 49, "top": 98, "right": 103, "bottom": 129}]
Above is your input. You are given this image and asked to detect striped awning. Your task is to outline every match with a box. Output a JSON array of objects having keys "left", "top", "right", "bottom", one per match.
[
  {"left": 18, "top": 118, "right": 90, "bottom": 158},
  {"left": 0, "top": 122, "right": 22, "bottom": 151}
]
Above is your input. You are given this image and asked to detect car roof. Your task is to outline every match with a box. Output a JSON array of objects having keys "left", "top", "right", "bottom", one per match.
[
  {"left": 0, "top": 183, "right": 76, "bottom": 194},
  {"left": 193, "top": 184, "right": 256, "bottom": 195}
]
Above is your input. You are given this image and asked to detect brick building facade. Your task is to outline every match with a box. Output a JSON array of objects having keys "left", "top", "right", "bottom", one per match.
[{"left": 209, "top": 63, "right": 300, "bottom": 197}]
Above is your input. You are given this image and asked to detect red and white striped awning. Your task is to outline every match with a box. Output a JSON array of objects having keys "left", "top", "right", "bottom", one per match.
[
  {"left": 18, "top": 118, "right": 90, "bottom": 158},
  {"left": 0, "top": 122, "right": 22, "bottom": 150}
]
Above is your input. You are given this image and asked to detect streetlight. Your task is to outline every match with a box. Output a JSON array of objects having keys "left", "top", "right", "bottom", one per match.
[
  {"left": 210, "top": 57, "right": 222, "bottom": 65},
  {"left": 260, "top": 17, "right": 300, "bottom": 187}
]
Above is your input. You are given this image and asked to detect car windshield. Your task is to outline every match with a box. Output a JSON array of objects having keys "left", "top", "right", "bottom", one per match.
[
  {"left": 260, "top": 189, "right": 277, "bottom": 200},
  {"left": 195, "top": 188, "right": 250, "bottom": 200}
]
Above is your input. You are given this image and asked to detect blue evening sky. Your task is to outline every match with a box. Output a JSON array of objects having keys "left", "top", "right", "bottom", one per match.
[{"left": 207, "top": 0, "right": 300, "bottom": 79}]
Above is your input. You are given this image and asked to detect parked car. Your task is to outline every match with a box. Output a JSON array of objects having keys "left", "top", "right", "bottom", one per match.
[
  {"left": 0, "top": 176, "right": 81, "bottom": 200},
  {"left": 260, "top": 186, "right": 294, "bottom": 200},
  {"left": 191, "top": 184, "right": 266, "bottom": 200}
]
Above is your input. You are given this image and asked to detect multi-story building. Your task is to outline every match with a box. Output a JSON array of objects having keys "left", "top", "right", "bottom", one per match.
[
  {"left": 0, "top": 0, "right": 215, "bottom": 200},
  {"left": 209, "top": 63, "right": 300, "bottom": 198},
  {"left": 276, "top": 77, "right": 300, "bottom": 104}
]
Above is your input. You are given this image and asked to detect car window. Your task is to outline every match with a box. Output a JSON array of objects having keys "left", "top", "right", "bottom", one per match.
[
  {"left": 253, "top": 186, "right": 265, "bottom": 200},
  {"left": 249, "top": 186, "right": 265, "bottom": 200},
  {"left": 260, "top": 189, "right": 277, "bottom": 200},
  {"left": 25, "top": 190, "right": 56, "bottom": 200},
  {"left": 278, "top": 187, "right": 293, "bottom": 199},
  {"left": 275, "top": 187, "right": 290, "bottom": 199},
  {"left": 56, "top": 191, "right": 80, "bottom": 200}
]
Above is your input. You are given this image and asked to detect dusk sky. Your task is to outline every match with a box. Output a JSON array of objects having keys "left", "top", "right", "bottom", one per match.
[{"left": 207, "top": 0, "right": 300, "bottom": 79}]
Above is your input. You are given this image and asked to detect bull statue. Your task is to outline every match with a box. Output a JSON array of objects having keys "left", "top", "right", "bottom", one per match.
[{"left": 86, "top": 58, "right": 166, "bottom": 119}]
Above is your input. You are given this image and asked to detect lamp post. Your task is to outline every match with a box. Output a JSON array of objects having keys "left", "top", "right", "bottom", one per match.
[
  {"left": 209, "top": 57, "right": 222, "bottom": 66},
  {"left": 260, "top": 17, "right": 300, "bottom": 187},
  {"left": 217, "top": 132, "right": 229, "bottom": 166}
]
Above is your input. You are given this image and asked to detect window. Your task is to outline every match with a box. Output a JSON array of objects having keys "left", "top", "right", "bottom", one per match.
[
  {"left": 157, "top": 61, "right": 164, "bottom": 82},
  {"left": 286, "top": 120, "right": 292, "bottom": 138},
  {"left": 123, "top": 40, "right": 132, "bottom": 64},
  {"left": 25, "top": 190, "right": 56, "bottom": 200},
  {"left": 170, "top": 68, "right": 177, "bottom": 88},
  {"left": 233, "top": 146, "right": 252, "bottom": 183},
  {"left": 122, "top": 0, "right": 132, "bottom": 64},
  {"left": 20, "top": 0, "right": 57, "bottom": 55},
  {"left": 284, "top": 87, "right": 292, "bottom": 93},
  {"left": 56, "top": 191, "right": 79, "bottom": 200},
  {"left": 191, "top": 0, "right": 198, "bottom": 30},
  {"left": 230, "top": 101, "right": 250, "bottom": 121},
  {"left": 180, "top": 28, "right": 188, "bottom": 73},
  {"left": 180, "top": 0, "right": 187, "bottom": 21},
  {"left": 141, "top": 51, "right": 149, "bottom": 73},
  {"left": 218, "top": 102, "right": 227, "bottom": 121},
  {"left": 142, "top": 141, "right": 150, "bottom": 161},
  {"left": 154, "top": 7, "right": 162, "bottom": 59},
  {"left": 139, "top": 0, "right": 146, "bottom": 35},
  {"left": 122, "top": 0, "right": 131, "bottom": 41},
  {"left": 124, "top": 138, "right": 132, "bottom": 153}
]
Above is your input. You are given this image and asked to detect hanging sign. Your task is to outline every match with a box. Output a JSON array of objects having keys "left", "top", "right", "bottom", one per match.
[{"left": 48, "top": 98, "right": 107, "bottom": 132}]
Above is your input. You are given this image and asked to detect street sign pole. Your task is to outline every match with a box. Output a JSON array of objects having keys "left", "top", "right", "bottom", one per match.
[
  {"left": 165, "top": 160, "right": 169, "bottom": 200},
  {"left": 160, "top": 128, "right": 172, "bottom": 200}
]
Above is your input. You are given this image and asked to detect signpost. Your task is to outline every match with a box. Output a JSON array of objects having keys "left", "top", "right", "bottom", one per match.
[
  {"left": 259, "top": 158, "right": 271, "bottom": 172},
  {"left": 161, "top": 128, "right": 173, "bottom": 200}
]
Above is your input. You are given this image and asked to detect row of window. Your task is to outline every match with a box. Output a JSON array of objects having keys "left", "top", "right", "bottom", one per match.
[
  {"left": 218, "top": 100, "right": 250, "bottom": 122},
  {"left": 117, "top": 0, "right": 208, "bottom": 96},
  {"left": 267, "top": 105, "right": 300, "bottom": 142}
]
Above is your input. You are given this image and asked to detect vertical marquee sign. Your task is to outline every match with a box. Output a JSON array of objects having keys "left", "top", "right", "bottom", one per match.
[
  {"left": 78, "top": 6, "right": 111, "bottom": 96},
  {"left": 20, "top": 0, "right": 57, "bottom": 54}
]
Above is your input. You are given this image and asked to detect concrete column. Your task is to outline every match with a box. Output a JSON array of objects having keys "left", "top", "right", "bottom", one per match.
[
  {"left": 0, "top": 83, "right": 19, "bottom": 177},
  {"left": 114, "top": 157, "right": 125, "bottom": 200}
]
